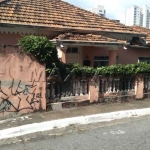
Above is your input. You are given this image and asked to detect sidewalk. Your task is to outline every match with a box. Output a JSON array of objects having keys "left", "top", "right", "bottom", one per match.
[{"left": 1, "top": 99, "right": 150, "bottom": 140}]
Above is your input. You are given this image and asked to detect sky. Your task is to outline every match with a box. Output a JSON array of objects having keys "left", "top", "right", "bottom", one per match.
[{"left": 63, "top": 0, "right": 150, "bottom": 24}]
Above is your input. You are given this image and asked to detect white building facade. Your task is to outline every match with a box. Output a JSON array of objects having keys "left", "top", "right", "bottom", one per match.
[
  {"left": 87, "top": 5, "right": 106, "bottom": 17},
  {"left": 141, "top": 5, "right": 150, "bottom": 28},
  {"left": 125, "top": 5, "right": 150, "bottom": 28}
]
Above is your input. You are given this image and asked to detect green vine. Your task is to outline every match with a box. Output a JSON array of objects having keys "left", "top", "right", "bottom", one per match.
[{"left": 62, "top": 62, "right": 150, "bottom": 78}]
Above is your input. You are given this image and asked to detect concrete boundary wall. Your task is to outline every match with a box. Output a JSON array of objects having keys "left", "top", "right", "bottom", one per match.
[
  {"left": 89, "top": 74, "right": 147, "bottom": 103},
  {"left": 0, "top": 45, "right": 46, "bottom": 116}
]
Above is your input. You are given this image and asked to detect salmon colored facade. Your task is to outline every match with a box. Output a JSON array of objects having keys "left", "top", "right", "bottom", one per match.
[
  {"left": 1, "top": 33, "right": 150, "bottom": 66},
  {"left": 0, "top": 33, "right": 55, "bottom": 45},
  {"left": 0, "top": 33, "right": 23, "bottom": 45},
  {"left": 60, "top": 45, "right": 150, "bottom": 66},
  {"left": 118, "top": 47, "right": 150, "bottom": 64}
]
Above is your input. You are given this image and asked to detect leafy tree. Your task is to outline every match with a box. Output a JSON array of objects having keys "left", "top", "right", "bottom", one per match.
[{"left": 19, "top": 35, "right": 60, "bottom": 69}]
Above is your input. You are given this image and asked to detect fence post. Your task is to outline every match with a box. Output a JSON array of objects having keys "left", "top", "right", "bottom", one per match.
[
  {"left": 89, "top": 78, "right": 99, "bottom": 103},
  {"left": 135, "top": 74, "right": 144, "bottom": 100}
]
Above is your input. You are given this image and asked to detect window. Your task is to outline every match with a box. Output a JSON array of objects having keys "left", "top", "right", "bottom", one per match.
[
  {"left": 138, "top": 57, "right": 150, "bottom": 63},
  {"left": 94, "top": 56, "right": 109, "bottom": 68},
  {"left": 94, "top": 56, "right": 118, "bottom": 68},
  {"left": 66, "top": 47, "right": 78, "bottom": 53}
]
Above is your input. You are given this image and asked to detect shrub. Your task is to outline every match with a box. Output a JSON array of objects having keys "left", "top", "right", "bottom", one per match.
[{"left": 19, "top": 35, "right": 60, "bottom": 68}]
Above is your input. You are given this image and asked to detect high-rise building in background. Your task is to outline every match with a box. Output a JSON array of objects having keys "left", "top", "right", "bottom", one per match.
[
  {"left": 141, "top": 5, "right": 150, "bottom": 28},
  {"left": 125, "top": 5, "right": 150, "bottom": 28},
  {"left": 87, "top": 5, "right": 106, "bottom": 17}
]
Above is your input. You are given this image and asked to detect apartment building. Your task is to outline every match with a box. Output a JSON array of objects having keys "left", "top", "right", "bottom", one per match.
[
  {"left": 125, "top": 5, "right": 150, "bottom": 28},
  {"left": 87, "top": 5, "right": 106, "bottom": 17}
]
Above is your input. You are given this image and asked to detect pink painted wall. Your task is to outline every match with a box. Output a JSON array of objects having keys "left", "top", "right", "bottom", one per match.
[
  {"left": 118, "top": 47, "right": 150, "bottom": 64},
  {"left": 83, "top": 46, "right": 109, "bottom": 66},
  {"left": 0, "top": 33, "right": 55, "bottom": 45},
  {"left": 2, "top": 32, "right": 150, "bottom": 66},
  {"left": 0, "top": 33, "right": 23, "bottom": 45},
  {"left": 83, "top": 46, "right": 150, "bottom": 66},
  {"left": 0, "top": 45, "right": 46, "bottom": 116}
]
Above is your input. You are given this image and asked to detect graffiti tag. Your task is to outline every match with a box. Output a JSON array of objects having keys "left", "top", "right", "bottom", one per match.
[{"left": 0, "top": 79, "right": 42, "bottom": 113}]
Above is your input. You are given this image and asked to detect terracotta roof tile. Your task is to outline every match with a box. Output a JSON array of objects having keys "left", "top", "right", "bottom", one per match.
[
  {"left": 54, "top": 33, "right": 126, "bottom": 43},
  {"left": 0, "top": 0, "right": 141, "bottom": 34},
  {"left": 131, "top": 26, "right": 150, "bottom": 44}
]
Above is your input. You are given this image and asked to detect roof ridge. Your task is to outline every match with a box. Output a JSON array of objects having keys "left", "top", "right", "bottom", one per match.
[
  {"left": 0, "top": 0, "right": 144, "bottom": 35},
  {"left": 62, "top": 0, "right": 131, "bottom": 30}
]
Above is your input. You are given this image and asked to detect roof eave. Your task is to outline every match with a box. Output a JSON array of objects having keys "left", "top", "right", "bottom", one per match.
[
  {"left": 0, "top": 22, "right": 147, "bottom": 37},
  {"left": 129, "top": 45, "right": 150, "bottom": 48},
  {"left": 51, "top": 39, "right": 129, "bottom": 46}
]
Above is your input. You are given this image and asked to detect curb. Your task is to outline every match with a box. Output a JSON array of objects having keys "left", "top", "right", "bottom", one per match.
[{"left": 0, "top": 107, "right": 150, "bottom": 140}]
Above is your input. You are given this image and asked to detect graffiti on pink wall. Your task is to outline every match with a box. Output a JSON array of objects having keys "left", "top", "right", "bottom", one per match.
[
  {"left": 0, "top": 79, "right": 42, "bottom": 113},
  {"left": 0, "top": 46, "right": 46, "bottom": 114}
]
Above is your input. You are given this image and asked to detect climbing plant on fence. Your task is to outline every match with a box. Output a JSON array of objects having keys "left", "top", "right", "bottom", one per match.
[
  {"left": 64, "top": 62, "right": 150, "bottom": 78},
  {"left": 74, "top": 62, "right": 150, "bottom": 76}
]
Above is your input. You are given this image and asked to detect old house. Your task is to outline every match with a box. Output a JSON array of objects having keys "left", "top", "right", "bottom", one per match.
[
  {"left": 0, "top": 0, "right": 149, "bottom": 115},
  {"left": 0, "top": 0, "right": 148, "bottom": 67},
  {"left": 52, "top": 28, "right": 150, "bottom": 67}
]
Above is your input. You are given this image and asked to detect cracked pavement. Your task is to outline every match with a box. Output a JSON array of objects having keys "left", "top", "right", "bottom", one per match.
[{"left": 1, "top": 115, "right": 150, "bottom": 150}]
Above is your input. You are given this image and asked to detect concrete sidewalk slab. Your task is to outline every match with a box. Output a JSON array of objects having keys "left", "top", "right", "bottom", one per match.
[
  {"left": 1, "top": 99, "right": 150, "bottom": 131},
  {"left": 1, "top": 107, "right": 150, "bottom": 140},
  {"left": 0, "top": 99, "right": 150, "bottom": 140}
]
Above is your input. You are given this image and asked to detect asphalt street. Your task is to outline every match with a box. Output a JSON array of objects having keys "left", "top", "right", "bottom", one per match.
[{"left": 1, "top": 116, "right": 150, "bottom": 150}]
